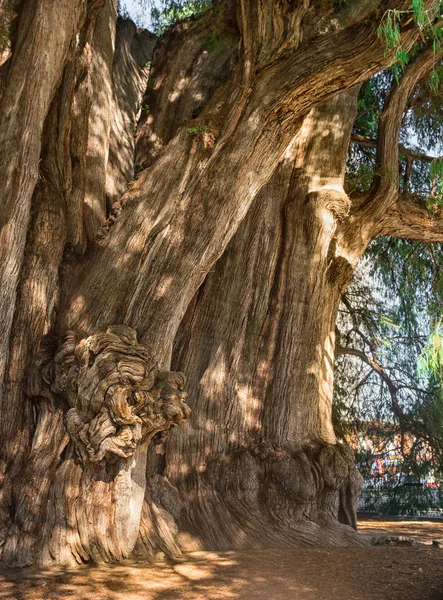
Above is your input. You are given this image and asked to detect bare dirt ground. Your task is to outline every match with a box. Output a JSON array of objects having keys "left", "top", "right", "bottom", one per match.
[{"left": 1, "top": 518, "right": 443, "bottom": 600}]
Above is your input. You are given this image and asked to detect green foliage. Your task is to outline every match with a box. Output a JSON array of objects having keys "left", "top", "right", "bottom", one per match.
[
  {"left": 430, "top": 157, "right": 443, "bottom": 181},
  {"left": 356, "top": 72, "right": 393, "bottom": 138},
  {"left": 428, "top": 158, "right": 443, "bottom": 208},
  {"left": 151, "top": 0, "right": 212, "bottom": 35},
  {"left": 367, "top": 238, "right": 443, "bottom": 340},
  {"left": 412, "top": 0, "right": 427, "bottom": 28},
  {"left": 377, "top": 2, "right": 443, "bottom": 84},
  {"left": 418, "top": 322, "right": 443, "bottom": 378},
  {"left": 430, "top": 67, "right": 441, "bottom": 92},
  {"left": 146, "top": 77, "right": 157, "bottom": 92},
  {"left": 377, "top": 10, "right": 402, "bottom": 51},
  {"left": 186, "top": 124, "right": 208, "bottom": 134},
  {"left": 349, "top": 62, "right": 443, "bottom": 205}
]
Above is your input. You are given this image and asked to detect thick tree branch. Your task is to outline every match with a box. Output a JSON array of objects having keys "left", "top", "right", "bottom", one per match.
[
  {"left": 372, "top": 44, "right": 441, "bottom": 202},
  {"left": 257, "top": 2, "right": 429, "bottom": 124},
  {"left": 379, "top": 197, "right": 443, "bottom": 241},
  {"left": 339, "top": 0, "right": 389, "bottom": 26},
  {"left": 337, "top": 43, "right": 442, "bottom": 258}
]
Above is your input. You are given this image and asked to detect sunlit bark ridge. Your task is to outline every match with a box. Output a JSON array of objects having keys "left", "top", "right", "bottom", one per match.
[{"left": 0, "top": 0, "right": 442, "bottom": 565}]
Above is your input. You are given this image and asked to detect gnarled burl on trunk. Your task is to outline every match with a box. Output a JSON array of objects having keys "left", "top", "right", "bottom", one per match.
[{"left": 2, "top": 325, "right": 189, "bottom": 565}]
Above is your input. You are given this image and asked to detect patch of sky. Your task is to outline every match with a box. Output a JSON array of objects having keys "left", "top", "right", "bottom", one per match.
[{"left": 119, "top": 0, "right": 161, "bottom": 30}]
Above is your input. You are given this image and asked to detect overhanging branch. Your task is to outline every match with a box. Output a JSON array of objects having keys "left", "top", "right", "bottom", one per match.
[
  {"left": 379, "top": 197, "right": 443, "bottom": 241},
  {"left": 371, "top": 44, "right": 441, "bottom": 202},
  {"left": 338, "top": 43, "right": 443, "bottom": 254},
  {"left": 254, "top": 1, "right": 432, "bottom": 125}
]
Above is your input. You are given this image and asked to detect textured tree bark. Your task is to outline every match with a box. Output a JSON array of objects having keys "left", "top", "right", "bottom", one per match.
[
  {"left": 0, "top": 0, "right": 441, "bottom": 567},
  {"left": 106, "top": 18, "right": 156, "bottom": 207},
  {"left": 0, "top": 1, "right": 156, "bottom": 565},
  {"left": 0, "top": 0, "right": 93, "bottom": 553},
  {"left": 83, "top": 0, "right": 118, "bottom": 242},
  {"left": 0, "top": 0, "right": 86, "bottom": 407},
  {"left": 2, "top": 325, "right": 190, "bottom": 566},
  {"left": 163, "top": 88, "right": 366, "bottom": 551}
]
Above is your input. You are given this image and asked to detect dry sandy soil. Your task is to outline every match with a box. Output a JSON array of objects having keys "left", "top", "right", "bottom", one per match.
[{"left": 1, "top": 518, "right": 442, "bottom": 600}]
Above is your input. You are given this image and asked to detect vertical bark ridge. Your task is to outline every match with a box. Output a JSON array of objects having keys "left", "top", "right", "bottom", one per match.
[
  {"left": 0, "top": 0, "right": 93, "bottom": 551},
  {"left": 0, "top": 0, "right": 86, "bottom": 410},
  {"left": 83, "top": 0, "right": 118, "bottom": 241},
  {"left": 106, "top": 18, "right": 156, "bottom": 208}
]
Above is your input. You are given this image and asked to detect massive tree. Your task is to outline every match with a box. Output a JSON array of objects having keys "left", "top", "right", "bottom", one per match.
[{"left": 1, "top": 0, "right": 443, "bottom": 566}]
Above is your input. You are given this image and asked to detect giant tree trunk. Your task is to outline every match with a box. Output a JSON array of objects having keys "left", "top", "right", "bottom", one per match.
[
  {"left": 0, "top": 0, "right": 436, "bottom": 566},
  {"left": 164, "top": 88, "right": 367, "bottom": 551}
]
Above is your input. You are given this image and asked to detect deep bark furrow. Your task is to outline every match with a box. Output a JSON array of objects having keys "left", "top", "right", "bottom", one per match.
[
  {"left": 0, "top": 0, "right": 86, "bottom": 408},
  {"left": 106, "top": 18, "right": 155, "bottom": 207},
  {"left": 83, "top": 0, "right": 118, "bottom": 241}
]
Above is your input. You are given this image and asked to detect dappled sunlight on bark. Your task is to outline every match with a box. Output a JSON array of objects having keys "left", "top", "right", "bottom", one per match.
[{"left": 2, "top": 0, "right": 442, "bottom": 567}]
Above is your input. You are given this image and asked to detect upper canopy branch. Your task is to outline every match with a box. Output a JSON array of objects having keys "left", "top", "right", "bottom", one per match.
[
  {"left": 346, "top": 42, "right": 443, "bottom": 244},
  {"left": 251, "top": 1, "right": 436, "bottom": 129},
  {"left": 337, "top": 42, "right": 442, "bottom": 257},
  {"left": 236, "top": 0, "right": 385, "bottom": 66},
  {"left": 371, "top": 44, "right": 442, "bottom": 203}
]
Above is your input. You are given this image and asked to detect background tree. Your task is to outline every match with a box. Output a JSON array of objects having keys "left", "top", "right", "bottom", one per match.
[
  {"left": 1, "top": 0, "right": 443, "bottom": 566},
  {"left": 334, "top": 239, "right": 443, "bottom": 483},
  {"left": 334, "top": 66, "right": 443, "bottom": 482}
]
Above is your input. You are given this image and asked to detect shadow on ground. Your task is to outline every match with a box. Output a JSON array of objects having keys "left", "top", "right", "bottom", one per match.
[{"left": 1, "top": 520, "right": 443, "bottom": 600}]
